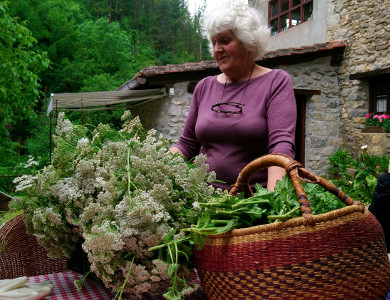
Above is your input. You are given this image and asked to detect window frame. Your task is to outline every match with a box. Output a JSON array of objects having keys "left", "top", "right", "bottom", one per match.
[
  {"left": 369, "top": 75, "right": 390, "bottom": 115},
  {"left": 268, "top": 0, "right": 314, "bottom": 35}
]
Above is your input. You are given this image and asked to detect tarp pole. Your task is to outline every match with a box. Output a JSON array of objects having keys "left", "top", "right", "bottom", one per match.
[
  {"left": 81, "top": 99, "right": 85, "bottom": 126},
  {"left": 49, "top": 111, "right": 52, "bottom": 162}
]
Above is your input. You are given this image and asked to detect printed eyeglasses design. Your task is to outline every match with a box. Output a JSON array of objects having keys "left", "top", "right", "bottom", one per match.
[{"left": 211, "top": 102, "right": 245, "bottom": 114}]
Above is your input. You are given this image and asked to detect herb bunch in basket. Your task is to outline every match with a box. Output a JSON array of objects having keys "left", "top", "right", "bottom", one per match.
[{"left": 150, "top": 172, "right": 348, "bottom": 299}]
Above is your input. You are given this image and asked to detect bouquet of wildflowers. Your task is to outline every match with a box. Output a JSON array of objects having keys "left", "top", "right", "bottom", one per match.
[
  {"left": 365, "top": 113, "right": 390, "bottom": 130},
  {"left": 12, "top": 111, "right": 219, "bottom": 299}
]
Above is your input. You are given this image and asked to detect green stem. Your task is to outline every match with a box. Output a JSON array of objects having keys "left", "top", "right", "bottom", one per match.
[
  {"left": 188, "top": 225, "right": 214, "bottom": 231},
  {"left": 267, "top": 206, "right": 300, "bottom": 221},
  {"left": 199, "top": 202, "right": 232, "bottom": 208},
  {"left": 211, "top": 219, "right": 230, "bottom": 225},
  {"left": 126, "top": 148, "right": 135, "bottom": 208},
  {"left": 186, "top": 226, "right": 227, "bottom": 234},
  {"left": 168, "top": 243, "right": 178, "bottom": 286},
  {"left": 74, "top": 270, "right": 91, "bottom": 291},
  {"left": 127, "top": 148, "right": 131, "bottom": 196},
  {"left": 231, "top": 199, "right": 269, "bottom": 209},
  {"left": 214, "top": 209, "right": 245, "bottom": 216},
  {"left": 114, "top": 255, "right": 135, "bottom": 300},
  {"left": 148, "top": 235, "right": 192, "bottom": 252}
]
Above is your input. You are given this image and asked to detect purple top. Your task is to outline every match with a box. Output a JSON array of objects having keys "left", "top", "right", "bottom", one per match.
[{"left": 175, "top": 69, "right": 297, "bottom": 189}]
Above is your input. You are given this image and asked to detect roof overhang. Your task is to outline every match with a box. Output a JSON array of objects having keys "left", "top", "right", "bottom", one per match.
[
  {"left": 349, "top": 67, "right": 390, "bottom": 80},
  {"left": 47, "top": 88, "right": 167, "bottom": 116},
  {"left": 118, "top": 41, "right": 347, "bottom": 88}
]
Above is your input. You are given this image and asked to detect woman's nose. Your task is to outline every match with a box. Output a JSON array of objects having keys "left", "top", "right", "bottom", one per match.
[{"left": 213, "top": 42, "right": 222, "bottom": 52}]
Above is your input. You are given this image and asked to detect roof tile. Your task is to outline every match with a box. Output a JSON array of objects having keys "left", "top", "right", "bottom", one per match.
[{"left": 134, "top": 41, "right": 347, "bottom": 79}]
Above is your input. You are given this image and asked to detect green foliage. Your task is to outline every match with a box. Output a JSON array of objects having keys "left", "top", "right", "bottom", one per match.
[
  {"left": 25, "top": 114, "right": 52, "bottom": 164},
  {"left": 8, "top": 0, "right": 212, "bottom": 94},
  {"left": 0, "top": 1, "right": 50, "bottom": 152},
  {"left": 3, "top": 0, "right": 212, "bottom": 187},
  {"left": 178, "top": 174, "right": 348, "bottom": 246},
  {"left": 365, "top": 113, "right": 390, "bottom": 128},
  {"left": 0, "top": 162, "right": 19, "bottom": 194},
  {"left": 383, "top": 119, "right": 390, "bottom": 131},
  {"left": 8, "top": 0, "right": 89, "bottom": 93},
  {"left": 0, "top": 153, "right": 47, "bottom": 194},
  {"left": 328, "top": 148, "right": 355, "bottom": 181},
  {"left": 63, "top": 17, "right": 134, "bottom": 91},
  {"left": 0, "top": 111, "right": 53, "bottom": 193},
  {"left": 300, "top": 181, "right": 346, "bottom": 214},
  {"left": 327, "top": 147, "right": 390, "bottom": 204}
]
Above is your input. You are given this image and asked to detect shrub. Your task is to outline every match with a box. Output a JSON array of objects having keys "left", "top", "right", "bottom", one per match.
[{"left": 327, "top": 146, "right": 390, "bottom": 204}]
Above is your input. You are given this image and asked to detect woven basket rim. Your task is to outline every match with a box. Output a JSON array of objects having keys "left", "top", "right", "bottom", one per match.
[{"left": 204, "top": 205, "right": 366, "bottom": 239}]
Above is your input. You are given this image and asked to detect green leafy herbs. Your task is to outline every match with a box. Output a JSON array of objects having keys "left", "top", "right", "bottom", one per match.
[{"left": 184, "top": 175, "right": 346, "bottom": 243}]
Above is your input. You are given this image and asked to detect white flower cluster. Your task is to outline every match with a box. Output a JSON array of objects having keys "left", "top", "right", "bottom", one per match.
[{"left": 13, "top": 111, "right": 217, "bottom": 299}]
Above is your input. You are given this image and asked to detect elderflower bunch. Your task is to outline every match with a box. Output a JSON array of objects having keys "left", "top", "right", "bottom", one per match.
[{"left": 12, "top": 111, "right": 217, "bottom": 299}]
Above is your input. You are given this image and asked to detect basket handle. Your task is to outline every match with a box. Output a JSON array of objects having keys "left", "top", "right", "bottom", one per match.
[{"left": 229, "top": 153, "right": 365, "bottom": 225}]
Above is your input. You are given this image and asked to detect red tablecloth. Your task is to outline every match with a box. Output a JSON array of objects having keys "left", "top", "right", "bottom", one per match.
[
  {"left": 26, "top": 270, "right": 390, "bottom": 299},
  {"left": 28, "top": 270, "right": 207, "bottom": 300},
  {"left": 28, "top": 271, "right": 113, "bottom": 299}
]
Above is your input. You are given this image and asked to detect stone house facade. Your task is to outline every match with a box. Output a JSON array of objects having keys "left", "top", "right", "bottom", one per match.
[
  {"left": 118, "top": 0, "right": 390, "bottom": 177},
  {"left": 326, "top": 0, "right": 390, "bottom": 155}
]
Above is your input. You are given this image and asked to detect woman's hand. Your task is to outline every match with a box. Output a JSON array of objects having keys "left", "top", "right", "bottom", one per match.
[
  {"left": 169, "top": 147, "right": 183, "bottom": 156},
  {"left": 267, "top": 166, "right": 286, "bottom": 191}
]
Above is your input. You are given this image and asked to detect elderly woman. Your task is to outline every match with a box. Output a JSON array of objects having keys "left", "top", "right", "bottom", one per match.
[{"left": 171, "top": 1, "right": 296, "bottom": 191}]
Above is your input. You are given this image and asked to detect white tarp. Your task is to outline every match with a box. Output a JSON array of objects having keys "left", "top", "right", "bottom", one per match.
[{"left": 47, "top": 88, "right": 167, "bottom": 116}]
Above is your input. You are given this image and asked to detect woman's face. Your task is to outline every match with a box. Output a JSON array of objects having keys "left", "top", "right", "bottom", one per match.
[{"left": 211, "top": 30, "right": 252, "bottom": 79}]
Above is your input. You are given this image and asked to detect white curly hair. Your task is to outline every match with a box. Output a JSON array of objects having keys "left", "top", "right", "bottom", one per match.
[{"left": 201, "top": 0, "right": 270, "bottom": 60}]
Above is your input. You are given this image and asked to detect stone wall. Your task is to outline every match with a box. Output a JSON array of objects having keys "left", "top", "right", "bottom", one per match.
[
  {"left": 268, "top": 57, "right": 341, "bottom": 175},
  {"left": 130, "top": 81, "right": 192, "bottom": 143},
  {"left": 327, "top": 0, "right": 390, "bottom": 156}
]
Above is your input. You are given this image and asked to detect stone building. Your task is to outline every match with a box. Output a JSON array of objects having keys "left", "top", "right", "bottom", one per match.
[{"left": 118, "top": 0, "right": 390, "bottom": 176}]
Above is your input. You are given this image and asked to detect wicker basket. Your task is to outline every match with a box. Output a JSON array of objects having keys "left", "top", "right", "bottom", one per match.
[
  {"left": 194, "top": 154, "right": 390, "bottom": 299},
  {"left": 0, "top": 214, "right": 68, "bottom": 279}
]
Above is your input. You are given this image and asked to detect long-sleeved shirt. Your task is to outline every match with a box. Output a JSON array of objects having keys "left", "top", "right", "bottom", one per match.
[{"left": 174, "top": 69, "right": 297, "bottom": 190}]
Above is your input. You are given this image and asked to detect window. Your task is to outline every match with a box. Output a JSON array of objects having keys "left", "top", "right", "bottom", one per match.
[
  {"left": 369, "top": 75, "right": 390, "bottom": 114},
  {"left": 269, "top": 0, "right": 313, "bottom": 35}
]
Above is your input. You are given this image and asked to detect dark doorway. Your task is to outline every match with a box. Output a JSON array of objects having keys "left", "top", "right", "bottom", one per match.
[{"left": 294, "top": 93, "right": 306, "bottom": 165}]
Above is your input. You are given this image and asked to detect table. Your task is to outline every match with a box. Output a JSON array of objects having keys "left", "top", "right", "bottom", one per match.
[
  {"left": 24, "top": 270, "right": 390, "bottom": 300},
  {"left": 28, "top": 270, "right": 207, "bottom": 300}
]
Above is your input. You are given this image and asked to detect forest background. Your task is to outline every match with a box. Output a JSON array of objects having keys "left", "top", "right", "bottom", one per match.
[{"left": 0, "top": 0, "right": 211, "bottom": 193}]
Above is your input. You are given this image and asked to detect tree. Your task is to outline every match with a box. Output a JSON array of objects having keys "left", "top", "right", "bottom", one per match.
[
  {"left": 8, "top": 0, "right": 90, "bottom": 94},
  {"left": 2, "top": 0, "right": 212, "bottom": 173},
  {"left": 63, "top": 17, "right": 138, "bottom": 92},
  {"left": 0, "top": 1, "right": 50, "bottom": 157}
]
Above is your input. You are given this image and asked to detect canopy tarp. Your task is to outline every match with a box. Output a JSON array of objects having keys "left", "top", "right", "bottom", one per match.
[{"left": 47, "top": 88, "right": 167, "bottom": 116}]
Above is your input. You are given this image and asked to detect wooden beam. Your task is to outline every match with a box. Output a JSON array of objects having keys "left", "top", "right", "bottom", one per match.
[{"left": 350, "top": 67, "right": 390, "bottom": 80}]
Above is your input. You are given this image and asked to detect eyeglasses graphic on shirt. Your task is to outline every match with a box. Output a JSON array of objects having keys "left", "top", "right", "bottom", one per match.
[{"left": 211, "top": 102, "right": 245, "bottom": 114}]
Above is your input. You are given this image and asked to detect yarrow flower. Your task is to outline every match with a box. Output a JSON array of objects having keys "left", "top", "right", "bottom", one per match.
[
  {"left": 192, "top": 201, "right": 201, "bottom": 210},
  {"left": 77, "top": 138, "right": 89, "bottom": 148},
  {"left": 11, "top": 111, "right": 217, "bottom": 299}
]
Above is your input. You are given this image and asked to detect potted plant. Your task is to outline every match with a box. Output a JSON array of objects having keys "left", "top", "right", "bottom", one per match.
[{"left": 362, "top": 113, "right": 390, "bottom": 133}]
